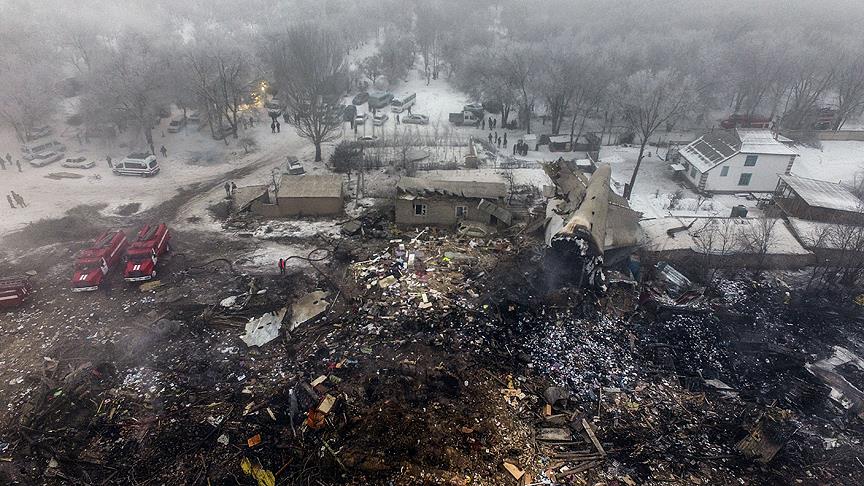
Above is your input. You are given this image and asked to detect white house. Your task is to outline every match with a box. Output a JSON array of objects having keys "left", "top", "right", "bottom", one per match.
[{"left": 676, "top": 129, "right": 798, "bottom": 193}]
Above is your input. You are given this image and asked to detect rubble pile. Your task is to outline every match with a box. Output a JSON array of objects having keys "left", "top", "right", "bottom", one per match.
[{"left": 4, "top": 229, "right": 864, "bottom": 484}]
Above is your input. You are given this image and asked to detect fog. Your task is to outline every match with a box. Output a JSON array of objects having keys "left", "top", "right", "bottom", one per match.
[{"left": 2, "top": 0, "right": 864, "bottom": 149}]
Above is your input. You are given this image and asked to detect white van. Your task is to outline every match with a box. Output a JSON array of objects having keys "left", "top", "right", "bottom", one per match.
[
  {"left": 391, "top": 93, "right": 416, "bottom": 113},
  {"left": 113, "top": 153, "right": 160, "bottom": 177},
  {"left": 21, "top": 140, "right": 66, "bottom": 161}
]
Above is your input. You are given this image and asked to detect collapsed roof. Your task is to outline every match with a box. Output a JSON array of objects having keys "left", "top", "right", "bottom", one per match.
[{"left": 396, "top": 177, "right": 507, "bottom": 200}]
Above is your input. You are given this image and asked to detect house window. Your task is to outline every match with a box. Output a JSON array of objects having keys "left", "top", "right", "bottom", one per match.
[
  {"left": 414, "top": 204, "right": 427, "bottom": 216},
  {"left": 720, "top": 166, "right": 729, "bottom": 176},
  {"left": 744, "top": 155, "right": 758, "bottom": 166},
  {"left": 455, "top": 206, "right": 467, "bottom": 218},
  {"left": 689, "top": 167, "right": 697, "bottom": 178},
  {"left": 738, "top": 173, "right": 752, "bottom": 186}
]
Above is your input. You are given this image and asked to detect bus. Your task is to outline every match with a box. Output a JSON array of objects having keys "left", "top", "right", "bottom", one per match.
[
  {"left": 367, "top": 91, "right": 393, "bottom": 110},
  {"left": 390, "top": 92, "right": 416, "bottom": 113}
]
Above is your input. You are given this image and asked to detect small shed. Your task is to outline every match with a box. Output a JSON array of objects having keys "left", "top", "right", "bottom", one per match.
[
  {"left": 272, "top": 174, "right": 344, "bottom": 217},
  {"left": 773, "top": 174, "right": 864, "bottom": 224},
  {"left": 548, "top": 135, "right": 572, "bottom": 152}
]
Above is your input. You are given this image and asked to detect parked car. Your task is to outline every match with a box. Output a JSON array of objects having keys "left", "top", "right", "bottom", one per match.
[
  {"left": 113, "top": 153, "right": 160, "bottom": 177},
  {"left": 285, "top": 159, "right": 305, "bottom": 175},
  {"left": 355, "top": 112, "right": 369, "bottom": 125},
  {"left": 21, "top": 140, "right": 66, "bottom": 161},
  {"left": 25, "top": 125, "right": 52, "bottom": 141},
  {"left": 61, "top": 157, "right": 95, "bottom": 169},
  {"left": 463, "top": 103, "right": 485, "bottom": 118},
  {"left": 187, "top": 111, "right": 201, "bottom": 124},
  {"left": 403, "top": 114, "right": 429, "bottom": 125},
  {"left": 373, "top": 113, "right": 389, "bottom": 126},
  {"left": 357, "top": 135, "right": 379, "bottom": 145},
  {"left": 266, "top": 99, "right": 283, "bottom": 117},
  {"left": 167, "top": 117, "right": 186, "bottom": 133},
  {"left": 28, "top": 151, "right": 64, "bottom": 167}
]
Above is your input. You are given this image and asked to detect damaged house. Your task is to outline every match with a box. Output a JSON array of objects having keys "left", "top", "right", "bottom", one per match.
[
  {"left": 543, "top": 161, "right": 642, "bottom": 286},
  {"left": 395, "top": 177, "right": 512, "bottom": 228}
]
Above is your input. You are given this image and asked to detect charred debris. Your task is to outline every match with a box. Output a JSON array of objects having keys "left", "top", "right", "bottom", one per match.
[{"left": 3, "top": 166, "right": 864, "bottom": 485}]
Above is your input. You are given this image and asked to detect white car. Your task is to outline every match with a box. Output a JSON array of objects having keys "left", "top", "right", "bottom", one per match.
[
  {"left": 373, "top": 113, "right": 389, "bottom": 126},
  {"left": 113, "top": 153, "right": 160, "bottom": 177},
  {"left": 21, "top": 140, "right": 66, "bottom": 161},
  {"left": 403, "top": 114, "right": 429, "bottom": 125},
  {"left": 28, "top": 151, "right": 64, "bottom": 167},
  {"left": 61, "top": 157, "right": 95, "bottom": 169},
  {"left": 357, "top": 135, "right": 379, "bottom": 145}
]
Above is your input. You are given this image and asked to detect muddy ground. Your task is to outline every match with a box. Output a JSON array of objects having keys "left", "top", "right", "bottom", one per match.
[{"left": 2, "top": 197, "right": 864, "bottom": 485}]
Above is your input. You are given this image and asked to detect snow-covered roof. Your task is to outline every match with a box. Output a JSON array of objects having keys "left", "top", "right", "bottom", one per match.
[
  {"left": 278, "top": 174, "right": 343, "bottom": 199},
  {"left": 642, "top": 217, "right": 811, "bottom": 255},
  {"left": 787, "top": 218, "right": 861, "bottom": 250},
  {"left": 679, "top": 129, "right": 797, "bottom": 173},
  {"left": 678, "top": 131, "right": 740, "bottom": 172},
  {"left": 737, "top": 129, "right": 798, "bottom": 156},
  {"left": 779, "top": 174, "right": 864, "bottom": 213}
]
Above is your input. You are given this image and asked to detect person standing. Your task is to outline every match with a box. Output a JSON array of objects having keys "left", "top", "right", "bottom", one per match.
[
  {"left": 396, "top": 114, "right": 400, "bottom": 125},
  {"left": 497, "top": 136, "right": 501, "bottom": 148},
  {"left": 249, "top": 116, "right": 255, "bottom": 127},
  {"left": 16, "top": 160, "right": 22, "bottom": 172},
  {"left": 0, "top": 158, "right": 6, "bottom": 170},
  {"left": 160, "top": 145, "right": 167, "bottom": 157},
  {"left": 503, "top": 133, "right": 508, "bottom": 147},
  {"left": 231, "top": 182, "right": 237, "bottom": 195},
  {"left": 6, "top": 195, "right": 16, "bottom": 209},
  {"left": 488, "top": 132, "right": 493, "bottom": 144},
  {"left": 5, "top": 153, "right": 11, "bottom": 165},
  {"left": 106, "top": 155, "right": 113, "bottom": 168},
  {"left": 278, "top": 258, "right": 285, "bottom": 275},
  {"left": 11, "top": 191, "right": 26, "bottom": 207},
  {"left": 224, "top": 182, "right": 231, "bottom": 197},
  {"left": 481, "top": 118, "right": 485, "bottom": 130},
  {"left": 407, "top": 106, "right": 412, "bottom": 116}
]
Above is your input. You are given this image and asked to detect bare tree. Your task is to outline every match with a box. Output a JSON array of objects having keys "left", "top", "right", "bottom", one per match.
[
  {"left": 85, "top": 33, "right": 170, "bottom": 154},
  {"left": 617, "top": 69, "right": 699, "bottom": 199},
  {"left": 0, "top": 57, "right": 57, "bottom": 143},
  {"left": 738, "top": 214, "right": 778, "bottom": 273},
  {"left": 187, "top": 39, "right": 252, "bottom": 139},
  {"left": 832, "top": 48, "right": 864, "bottom": 130},
  {"left": 268, "top": 24, "right": 347, "bottom": 162},
  {"left": 692, "top": 218, "right": 740, "bottom": 281}
]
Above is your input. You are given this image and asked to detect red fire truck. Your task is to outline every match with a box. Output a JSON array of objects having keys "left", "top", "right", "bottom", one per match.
[
  {"left": 123, "top": 223, "right": 171, "bottom": 282},
  {"left": 71, "top": 230, "right": 128, "bottom": 291},
  {"left": 0, "top": 277, "right": 33, "bottom": 308}
]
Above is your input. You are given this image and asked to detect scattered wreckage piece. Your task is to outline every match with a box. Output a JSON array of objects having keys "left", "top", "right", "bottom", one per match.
[
  {"left": 240, "top": 307, "right": 288, "bottom": 347},
  {"left": 542, "top": 161, "right": 642, "bottom": 288},
  {"left": 289, "top": 290, "right": 330, "bottom": 331}
]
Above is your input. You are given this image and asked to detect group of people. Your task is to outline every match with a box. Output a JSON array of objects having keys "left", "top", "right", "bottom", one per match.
[
  {"left": 241, "top": 116, "right": 256, "bottom": 130},
  {"left": 512, "top": 139, "right": 530, "bottom": 156},
  {"left": 482, "top": 116, "right": 499, "bottom": 130},
  {"left": 487, "top": 131, "right": 508, "bottom": 148},
  {"left": 1, "top": 153, "right": 22, "bottom": 172},
  {"left": 223, "top": 181, "right": 238, "bottom": 197},
  {"left": 6, "top": 191, "right": 26, "bottom": 209}
]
